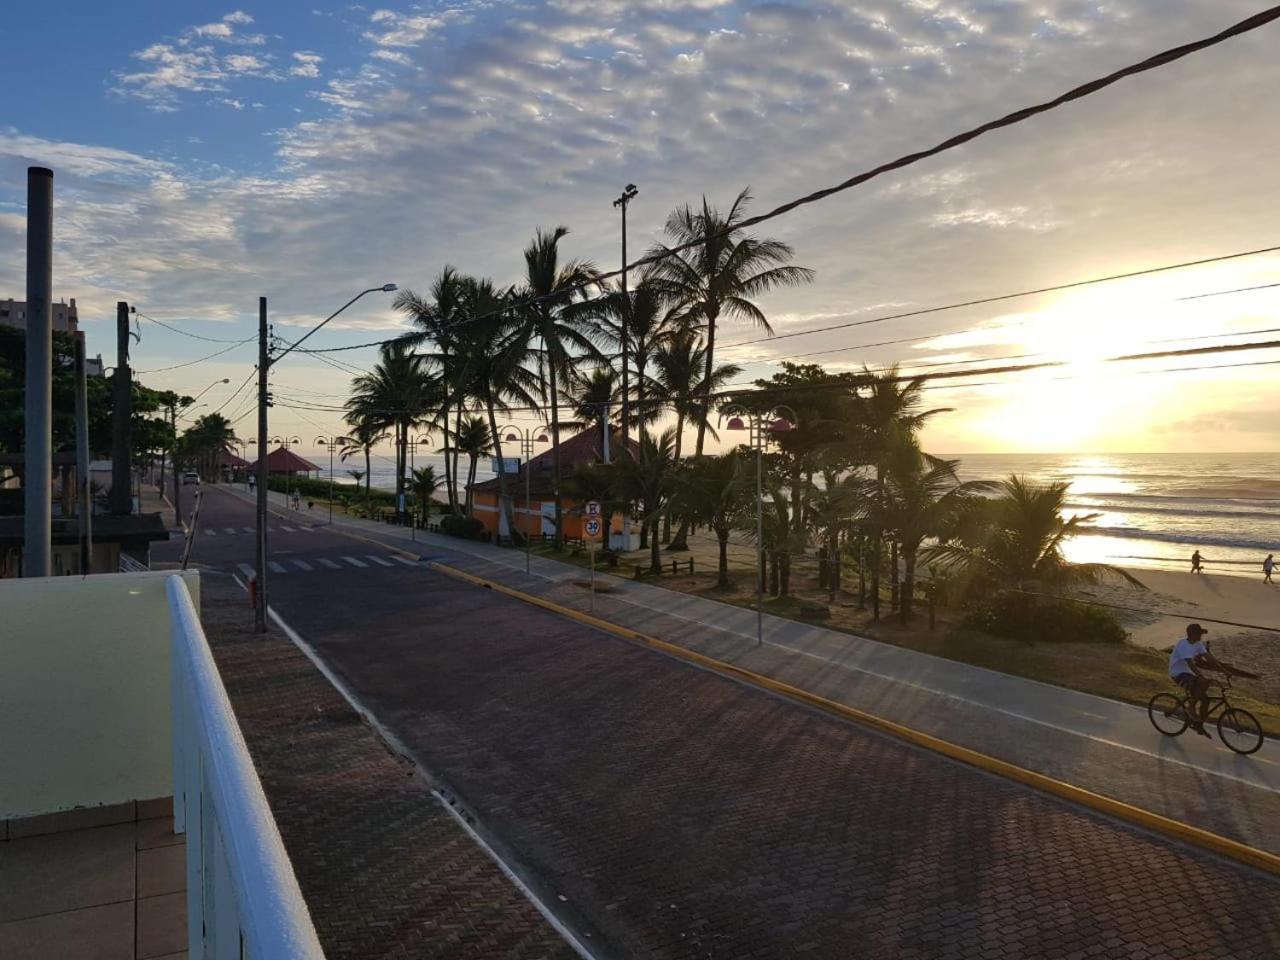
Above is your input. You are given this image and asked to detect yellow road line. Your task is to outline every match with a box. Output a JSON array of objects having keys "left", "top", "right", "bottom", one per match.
[{"left": 428, "top": 559, "right": 1280, "bottom": 879}]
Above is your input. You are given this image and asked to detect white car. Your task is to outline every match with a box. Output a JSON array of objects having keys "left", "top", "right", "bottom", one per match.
[{"left": 182, "top": 472, "right": 201, "bottom": 486}]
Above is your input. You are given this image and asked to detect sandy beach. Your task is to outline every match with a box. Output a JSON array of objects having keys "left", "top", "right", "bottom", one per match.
[{"left": 1082, "top": 567, "right": 1280, "bottom": 703}]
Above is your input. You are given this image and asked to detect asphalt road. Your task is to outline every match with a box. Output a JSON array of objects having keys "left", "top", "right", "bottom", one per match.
[{"left": 160, "top": 486, "right": 1280, "bottom": 960}]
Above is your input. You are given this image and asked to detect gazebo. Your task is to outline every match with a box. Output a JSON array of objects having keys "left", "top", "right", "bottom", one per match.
[{"left": 248, "top": 447, "right": 320, "bottom": 477}]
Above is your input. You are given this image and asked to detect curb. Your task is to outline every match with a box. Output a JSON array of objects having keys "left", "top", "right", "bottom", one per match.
[{"left": 426, "top": 559, "right": 1280, "bottom": 880}]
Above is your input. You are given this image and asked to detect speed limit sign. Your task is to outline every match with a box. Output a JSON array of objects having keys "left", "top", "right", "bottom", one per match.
[{"left": 584, "top": 517, "right": 603, "bottom": 542}]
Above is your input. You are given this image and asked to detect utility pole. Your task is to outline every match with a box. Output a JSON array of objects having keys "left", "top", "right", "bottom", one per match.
[
  {"left": 613, "top": 183, "right": 638, "bottom": 446},
  {"left": 170, "top": 401, "right": 181, "bottom": 528},
  {"left": 23, "top": 167, "right": 53, "bottom": 578},
  {"left": 255, "top": 297, "right": 269, "bottom": 633},
  {"left": 110, "top": 301, "right": 132, "bottom": 514},
  {"left": 74, "top": 331, "right": 93, "bottom": 574}
]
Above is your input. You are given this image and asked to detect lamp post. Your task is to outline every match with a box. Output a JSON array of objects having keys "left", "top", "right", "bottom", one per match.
[
  {"left": 724, "top": 403, "right": 797, "bottom": 647},
  {"left": 271, "top": 435, "right": 301, "bottom": 506},
  {"left": 499, "top": 424, "right": 550, "bottom": 574},
  {"left": 314, "top": 435, "right": 343, "bottom": 524},
  {"left": 254, "top": 284, "right": 396, "bottom": 633},
  {"left": 231, "top": 437, "right": 252, "bottom": 487},
  {"left": 405, "top": 433, "right": 433, "bottom": 539},
  {"left": 612, "top": 183, "right": 638, "bottom": 446}
]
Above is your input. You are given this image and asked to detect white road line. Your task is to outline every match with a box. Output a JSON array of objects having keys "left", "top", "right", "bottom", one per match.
[
  {"left": 366, "top": 555, "right": 395, "bottom": 567},
  {"left": 204, "top": 529, "right": 217, "bottom": 536},
  {"left": 281, "top": 525, "right": 297, "bottom": 533},
  {"left": 392, "top": 556, "right": 417, "bottom": 566},
  {"left": 340, "top": 556, "right": 368, "bottom": 568},
  {"left": 293, "top": 559, "right": 314, "bottom": 571},
  {"left": 242, "top": 526, "right": 254, "bottom": 534},
  {"left": 268, "top": 561, "right": 288, "bottom": 574},
  {"left": 317, "top": 558, "right": 341, "bottom": 569},
  {"left": 237, "top": 562, "right": 254, "bottom": 578},
  {"left": 225, "top": 527, "right": 239, "bottom": 535},
  {"left": 294, "top": 525, "right": 313, "bottom": 532}
]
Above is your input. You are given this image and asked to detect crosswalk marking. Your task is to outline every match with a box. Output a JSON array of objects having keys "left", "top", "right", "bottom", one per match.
[
  {"left": 205, "top": 529, "right": 217, "bottom": 536},
  {"left": 318, "top": 558, "right": 341, "bottom": 569},
  {"left": 366, "top": 555, "right": 394, "bottom": 567},
  {"left": 340, "top": 556, "right": 368, "bottom": 568},
  {"left": 293, "top": 559, "right": 314, "bottom": 571},
  {"left": 393, "top": 556, "right": 417, "bottom": 566},
  {"left": 226, "top": 527, "right": 239, "bottom": 535},
  {"left": 242, "top": 526, "right": 254, "bottom": 534},
  {"left": 237, "top": 562, "right": 254, "bottom": 578},
  {"left": 295, "top": 525, "right": 313, "bottom": 532},
  {"left": 281, "top": 525, "right": 296, "bottom": 533},
  {"left": 268, "top": 561, "right": 287, "bottom": 574}
]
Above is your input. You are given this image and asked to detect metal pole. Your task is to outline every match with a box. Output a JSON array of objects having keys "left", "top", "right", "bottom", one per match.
[
  {"left": 172, "top": 403, "right": 181, "bottom": 528},
  {"left": 328, "top": 443, "right": 334, "bottom": 523},
  {"left": 23, "top": 167, "right": 53, "bottom": 577},
  {"left": 755, "top": 428, "right": 763, "bottom": 647},
  {"left": 255, "top": 297, "right": 269, "bottom": 633},
  {"left": 410, "top": 439, "right": 416, "bottom": 542},
  {"left": 74, "top": 332, "right": 93, "bottom": 574},
  {"left": 525, "top": 435, "right": 532, "bottom": 574},
  {"left": 111, "top": 301, "right": 132, "bottom": 514},
  {"left": 590, "top": 544, "right": 596, "bottom": 613},
  {"left": 619, "top": 198, "right": 629, "bottom": 447}
]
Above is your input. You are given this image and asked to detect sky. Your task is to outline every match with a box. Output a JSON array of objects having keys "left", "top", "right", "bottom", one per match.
[{"left": 2, "top": 0, "right": 1279, "bottom": 462}]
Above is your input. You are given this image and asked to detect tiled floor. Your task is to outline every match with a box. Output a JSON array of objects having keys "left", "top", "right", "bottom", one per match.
[{"left": 0, "top": 801, "right": 187, "bottom": 960}]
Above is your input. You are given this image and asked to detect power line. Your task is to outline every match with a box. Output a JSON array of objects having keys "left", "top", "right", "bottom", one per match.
[
  {"left": 719, "top": 244, "right": 1280, "bottom": 353},
  {"left": 137, "top": 311, "right": 251, "bottom": 344},
  {"left": 1176, "top": 281, "right": 1280, "bottom": 302},
  {"left": 210, "top": 368, "right": 258, "bottom": 415},
  {"left": 135, "top": 337, "right": 255, "bottom": 374}
]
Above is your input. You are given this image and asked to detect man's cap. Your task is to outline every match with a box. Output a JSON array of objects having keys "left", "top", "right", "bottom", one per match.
[{"left": 1187, "top": 623, "right": 1208, "bottom": 637}]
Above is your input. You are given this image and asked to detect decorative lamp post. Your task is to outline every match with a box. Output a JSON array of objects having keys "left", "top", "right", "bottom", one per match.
[
  {"left": 314, "top": 435, "right": 343, "bottom": 524},
  {"left": 724, "top": 404, "right": 797, "bottom": 647},
  {"left": 405, "top": 433, "right": 433, "bottom": 539},
  {"left": 270, "top": 435, "right": 302, "bottom": 505},
  {"left": 500, "top": 424, "right": 550, "bottom": 573}
]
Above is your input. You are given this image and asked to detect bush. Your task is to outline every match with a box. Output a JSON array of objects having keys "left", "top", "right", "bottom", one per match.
[
  {"left": 960, "top": 591, "right": 1126, "bottom": 644},
  {"left": 439, "top": 513, "right": 486, "bottom": 540}
]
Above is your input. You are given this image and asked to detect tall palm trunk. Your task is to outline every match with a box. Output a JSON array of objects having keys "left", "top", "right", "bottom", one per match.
[
  {"left": 693, "top": 304, "right": 718, "bottom": 457},
  {"left": 662, "top": 411, "right": 685, "bottom": 543},
  {"left": 485, "top": 390, "right": 519, "bottom": 540},
  {"left": 716, "top": 527, "right": 730, "bottom": 588},
  {"left": 901, "top": 543, "right": 918, "bottom": 623},
  {"left": 440, "top": 344, "right": 458, "bottom": 513},
  {"left": 466, "top": 453, "right": 478, "bottom": 514},
  {"left": 453, "top": 397, "right": 465, "bottom": 515},
  {"left": 364, "top": 446, "right": 372, "bottom": 503},
  {"left": 544, "top": 314, "right": 564, "bottom": 548}
]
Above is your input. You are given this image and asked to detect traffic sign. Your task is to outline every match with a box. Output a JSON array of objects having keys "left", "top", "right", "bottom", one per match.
[
  {"left": 585, "top": 500, "right": 601, "bottom": 517},
  {"left": 584, "top": 517, "right": 603, "bottom": 541}
]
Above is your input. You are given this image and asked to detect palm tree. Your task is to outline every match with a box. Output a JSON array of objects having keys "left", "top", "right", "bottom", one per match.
[
  {"left": 670, "top": 451, "right": 752, "bottom": 588},
  {"left": 613, "top": 428, "right": 677, "bottom": 574},
  {"left": 347, "top": 341, "right": 436, "bottom": 517},
  {"left": 580, "top": 274, "right": 680, "bottom": 442},
  {"left": 180, "top": 413, "right": 237, "bottom": 480},
  {"left": 453, "top": 415, "right": 492, "bottom": 514},
  {"left": 339, "top": 420, "right": 387, "bottom": 504},
  {"left": 454, "top": 277, "right": 542, "bottom": 539},
  {"left": 346, "top": 468, "right": 365, "bottom": 490},
  {"left": 395, "top": 266, "right": 467, "bottom": 513},
  {"left": 516, "top": 226, "right": 601, "bottom": 547},
  {"left": 806, "top": 470, "right": 873, "bottom": 600},
  {"left": 561, "top": 367, "right": 618, "bottom": 440},
  {"left": 923, "top": 475, "right": 1143, "bottom": 591},
  {"left": 411, "top": 465, "right": 441, "bottom": 521},
  {"left": 652, "top": 330, "right": 742, "bottom": 545},
  {"left": 646, "top": 187, "right": 813, "bottom": 458}
]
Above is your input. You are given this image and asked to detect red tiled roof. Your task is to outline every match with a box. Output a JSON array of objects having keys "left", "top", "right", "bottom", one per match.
[
  {"left": 217, "top": 449, "right": 249, "bottom": 468},
  {"left": 249, "top": 447, "right": 321, "bottom": 474},
  {"left": 468, "top": 427, "right": 637, "bottom": 496}
]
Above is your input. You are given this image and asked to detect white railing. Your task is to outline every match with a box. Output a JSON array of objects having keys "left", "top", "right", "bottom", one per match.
[{"left": 167, "top": 575, "right": 326, "bottom": 959}]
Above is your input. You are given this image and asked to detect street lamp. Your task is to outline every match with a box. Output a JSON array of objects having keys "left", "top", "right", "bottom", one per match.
[
  {"left": 253, "top": 283, "right": 396, "bottom": 633},
  {"left": 724, "top": 403, "right": 797, "bottom": 647},
  {"left": 612, "top": 183, "right": 638, "bottom": 445},
  {"left": 270, "top": 435, "right": 302, "bottom": 506},
  {"left": 314, "top": 435, "right": 343, "bottom": 524},
  {"left": 500, "top": 424, "right": 550, "bottom": 574},
  {"left": 405, "top": 433, "right": 433, "bottom": 540}
]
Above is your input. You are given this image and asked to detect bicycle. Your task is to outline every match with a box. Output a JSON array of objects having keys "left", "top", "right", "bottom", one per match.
[{"left": 1147, "top": 675, "right": 1265, "bottom": 755}]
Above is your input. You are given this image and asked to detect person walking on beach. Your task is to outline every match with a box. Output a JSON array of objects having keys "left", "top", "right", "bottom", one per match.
[
  {"left": 1265, "top": 553, "right": 1275, "bottom": 584},
  {"left": 1190, "top": 550, "right": 1203, "bottom": 574}
]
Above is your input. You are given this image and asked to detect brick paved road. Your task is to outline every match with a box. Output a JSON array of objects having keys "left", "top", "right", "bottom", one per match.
[{"left": 263, "top": 555, "right": 1280, "bottom": 960}]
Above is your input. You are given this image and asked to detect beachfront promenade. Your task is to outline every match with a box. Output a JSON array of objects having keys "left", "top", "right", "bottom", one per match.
[{"left": 234, "top": 484, "right": 1280, "bottom": 855}]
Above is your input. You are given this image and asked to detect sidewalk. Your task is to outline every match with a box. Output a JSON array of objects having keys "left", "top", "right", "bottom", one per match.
[{"left": 229, "top": 485, "right": 1280, "bottom": 855}]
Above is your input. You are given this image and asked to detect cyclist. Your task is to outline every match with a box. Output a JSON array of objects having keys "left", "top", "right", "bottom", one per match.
[{"left": 1169, "top": 623, "right": 1257, "bottom": 736}]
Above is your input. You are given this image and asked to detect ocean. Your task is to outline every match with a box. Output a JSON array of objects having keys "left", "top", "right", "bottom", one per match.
[
  {"left": 304, "top": 447, "right": 1280, "bottom": 578},
  {"left": 953, "top": 453, "right": 1280, "bottom": 577}
]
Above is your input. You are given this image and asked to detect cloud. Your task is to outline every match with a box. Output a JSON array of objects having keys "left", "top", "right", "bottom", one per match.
[{"left": 290, "top": 51, "right": 324, "bottom": 78}]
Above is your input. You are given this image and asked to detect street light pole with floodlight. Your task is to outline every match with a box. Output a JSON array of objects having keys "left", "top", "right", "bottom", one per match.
[
  {"left": 405, "top": 433, "right": 433, "bottom": 540},
  {"left": 612, "top": 183, "right": 638, "bottom": 446},
  {"left": 499, "top": 423, "right": 550, "bottom": 574},
  {"left": 271, "top": 435, "right": 302, "bottom": 506},
  {"left": 724, "top": 403, "right": 797, "bottom": 647}
]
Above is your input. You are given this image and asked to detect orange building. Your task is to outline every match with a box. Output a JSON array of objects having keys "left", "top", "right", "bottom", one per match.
[{"left": 468, "top": 427, "right": 637, "bottom": 548}]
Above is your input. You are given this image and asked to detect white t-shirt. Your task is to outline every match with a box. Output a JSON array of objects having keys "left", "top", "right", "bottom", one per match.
[{"left": 1169, "top": 637, "right": 1207, "bottom": 679}]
